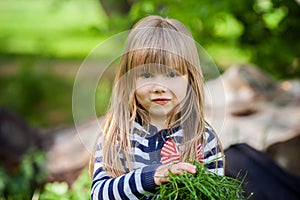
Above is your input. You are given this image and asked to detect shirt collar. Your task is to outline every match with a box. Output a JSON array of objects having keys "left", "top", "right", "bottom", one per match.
[{"left": 133, "top": 119, "right": 182, "bottom": 136}]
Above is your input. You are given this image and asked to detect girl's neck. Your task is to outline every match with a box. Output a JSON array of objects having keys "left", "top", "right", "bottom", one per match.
[{"left": 150, "top": 116, "right": 168, "bottom": 130}]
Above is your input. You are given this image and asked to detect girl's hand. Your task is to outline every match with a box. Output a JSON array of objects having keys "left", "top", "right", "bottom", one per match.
[{"left": 154, "top": 162, "right": 196, "bottom": 185}]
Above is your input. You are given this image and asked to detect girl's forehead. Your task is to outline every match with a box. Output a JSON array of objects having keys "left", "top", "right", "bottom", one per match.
[
  {"left": 129, "top": 49, "right": 189, "bottom": 74},
  {"left": 132, "top": 64, "right": 187, "bottom": 77}
]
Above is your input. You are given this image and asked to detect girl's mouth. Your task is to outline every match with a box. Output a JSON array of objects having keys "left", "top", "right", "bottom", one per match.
[{"left": 152, "top": 98, "right": 170, "bottom": 105}]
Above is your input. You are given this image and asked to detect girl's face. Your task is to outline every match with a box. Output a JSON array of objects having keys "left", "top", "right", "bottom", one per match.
[{"left": 135, "top": 68, "right": 188, "bottom": 124}]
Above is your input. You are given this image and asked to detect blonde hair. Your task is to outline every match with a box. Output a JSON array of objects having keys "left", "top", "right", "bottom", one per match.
[{"left": 90, "top": 15, "right": 223, "bottom": 177}]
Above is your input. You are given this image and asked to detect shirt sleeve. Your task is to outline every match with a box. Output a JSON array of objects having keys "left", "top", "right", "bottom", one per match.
[
  {"left": 91, "top": 146, "right": 160, "bottom": 199},
  {"left": 203, "top": 125, "right": 224, "bottom": 176}
]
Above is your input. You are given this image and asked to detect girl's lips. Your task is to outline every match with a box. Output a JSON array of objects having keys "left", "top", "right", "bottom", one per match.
[{"left": 152, "top": 98, "right": 170, "bottom": 105}]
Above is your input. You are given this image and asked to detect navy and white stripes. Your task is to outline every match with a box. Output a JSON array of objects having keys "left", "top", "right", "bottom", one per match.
[{"left": 91, "top": 122, "right": 224, "bottom": 199}]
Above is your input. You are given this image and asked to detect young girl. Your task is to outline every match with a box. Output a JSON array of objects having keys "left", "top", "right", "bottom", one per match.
[{"left": 90, "top": 15, "right": 224, "bottom": 199}]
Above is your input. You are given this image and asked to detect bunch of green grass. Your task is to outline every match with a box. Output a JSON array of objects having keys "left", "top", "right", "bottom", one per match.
[{"left": 152, "top": 161, "right": 251, "bottom": 200}]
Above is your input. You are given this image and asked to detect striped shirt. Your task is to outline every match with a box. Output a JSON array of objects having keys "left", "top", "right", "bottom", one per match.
[{"left": 91, "top": 122, "right": 224, "bottom": 199}]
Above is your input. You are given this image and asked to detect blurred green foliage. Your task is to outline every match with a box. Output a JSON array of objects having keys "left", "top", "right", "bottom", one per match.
[
  {"left": 0, "top": 149, "right": 47, "bottom": 199},
  {"left": 1, "top": 0, "right": 299, "bottom": 79},
  {"left": 0, "top": 58, "right": 113, "bottom": 127},
  {"left": 95, "top": 78, "right": 113, "bottom": 117},
  {"left": 0, "top": 149, "right": 91, "bottom": 200},
  {"left": 0, "top": 60, "right": 74, "bottom": 127},
  {"left": 37, "top": 168, "right": 91, "bottom": 200},
  {"left": 109, "top": 0, "right": 299, "bottom": 79},
  {"left": 0, "top": 0, "right": 107, "bottom": 59}
]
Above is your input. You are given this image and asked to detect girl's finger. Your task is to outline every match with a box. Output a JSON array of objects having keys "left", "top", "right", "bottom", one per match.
[
  {"left": 154, "top": 162, "right": 196, "bottom": 185},
  {"left": 170, "top": 162, "right": 196, "bottom": 174}
]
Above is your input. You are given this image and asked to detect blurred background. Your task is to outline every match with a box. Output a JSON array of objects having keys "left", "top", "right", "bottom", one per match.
[{"left": 0, "top": 0, "right": 299, "bottom": 199}]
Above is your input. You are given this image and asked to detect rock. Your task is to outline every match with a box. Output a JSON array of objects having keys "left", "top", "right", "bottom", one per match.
[
  {"left": 0, "top": 107, "right": 99, "bottom": 186},
  {"left": 204, "top": 64, "right": 300, "bottom": 150},
  {"left": 205, "top": 64, "right": 278, "bottom": 115},
  {"left": 0, "top": 108, "right": 46, "bottom": 172},
  {"left": 44, "top": 119, "right": 99, "bottom": 186},
  {"left": 204, "top": 64, "right": 300, "bottom": 179},
  {"left": 266, "top": 134, "right": 300, "bottom": 177}
]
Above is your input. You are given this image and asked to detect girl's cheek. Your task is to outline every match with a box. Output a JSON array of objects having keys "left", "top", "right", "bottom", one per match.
[
  {"left": 136, "top": 81, "right": 151, "bottom": 92},
  {"left": 169, "top": 80, "right": 188, "bottom": 100}
]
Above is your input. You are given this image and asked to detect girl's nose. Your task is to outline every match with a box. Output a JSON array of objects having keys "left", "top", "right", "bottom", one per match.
[{"left": 152, "top": 82, "right": 167, "bottom": 93}]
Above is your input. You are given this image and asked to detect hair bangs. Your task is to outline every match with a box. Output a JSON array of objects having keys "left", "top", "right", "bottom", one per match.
[{"left": 129, "top": 48, "right": 189, "bottom": 78}]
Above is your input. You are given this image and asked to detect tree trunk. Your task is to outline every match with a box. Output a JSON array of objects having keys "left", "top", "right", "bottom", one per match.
[{"left": 99, "top": 0, "right": 132, "bottom": 17}]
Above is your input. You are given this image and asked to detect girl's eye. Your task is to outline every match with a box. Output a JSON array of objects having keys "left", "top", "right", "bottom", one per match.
[
  {"left": 140, "top": 72, "right": 152, "bottom": 78},
  {"left": 168, "top": 71, "right": 179, "bottom": 78}
]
